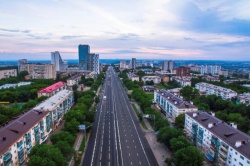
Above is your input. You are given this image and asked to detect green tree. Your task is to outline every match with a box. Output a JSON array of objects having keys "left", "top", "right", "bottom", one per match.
[
  {"left": 173, "top": 146, "right": 204, "bottom": 166},
  {"left": 72, "top": 84, "right": 78, "bottom": 91},
  {"left": 18, "top": 70, "right": 29, "bottom": 81},
  {"left": 54, "top": 141, "right": 75, "bottom": 160},
  {"left": 28, "top": 144, "right": 66, "bottom": 166},
  {"left": 64, "top": 118, "right": 80, "bottom": 135},
  {"left": 175, "top": 114, "right": 185, "bottom": 129},
  {"left": 50, "top": 131, "right": 75, "bottom": 146},
  {"left": 169, "top": 136, "right": 191, "bottom": 152},
  {"left": 180, "top": 86, "right": 199, "bottom": 101}
]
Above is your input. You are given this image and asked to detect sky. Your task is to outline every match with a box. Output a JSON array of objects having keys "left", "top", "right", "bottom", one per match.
[{"left": 0, "top": 0, "right": 250, "bottom": 60}]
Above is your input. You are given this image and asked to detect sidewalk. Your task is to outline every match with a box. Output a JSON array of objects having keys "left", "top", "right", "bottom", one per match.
[{"left": 132, "top": 101, "right": 171, "bottom": 166}]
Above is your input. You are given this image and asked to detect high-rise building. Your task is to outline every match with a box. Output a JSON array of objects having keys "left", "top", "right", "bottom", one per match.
[
  {"left": 131, "top": 58, "right": 136, "bottom": 69},
  {"left": 175, "top": 66, "right": 190, "bottom": 76},
  {"left": 162, "top": 60, "right": 174, "bottom": 71},
  {"left": 78, "top": 45, "right": 90, "bottom": 70},
  {"left": 18, "top": 59, "right": 27, "bottom": 72},
  {"left": 51, "top": 51, "right": 68, "bottom": 71},
  {"left": 88, "top": 53, "right": 100, "bottom": 74},
  {"left": 120, "top": 60, "right": 127, "bottom": 69}
]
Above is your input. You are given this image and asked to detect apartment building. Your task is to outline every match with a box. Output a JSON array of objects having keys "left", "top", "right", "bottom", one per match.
[
  {"left": 142, "top": 76, "right": 161, "bottom": 84},
  {"left": 19, "top": 63, "right": 56, "bottom": 80},
  {"left": 0, "top": 69, "right": 17, "bottom": 80},
  {"left": 154, "top": 89, "right": 198, "bottom": 119},
  {"left": 37, "top": 81, "right": 67, "bottom": 98},
  {"left": 127, "top": 72, "right": 139, "bottom": 81},
  {"left": 195, "top": 82, "right": 237, "bottom": 100},
  {"left": 34, "top": 90, "right": 74, "bottom": 130},
  {"left": 67, "top": 75, "right": 81, "bottom": 87},
  {"left": 175, "top": 66, "right": 190, "bottom": 76},
  {"left": 171, "top": 76, "right": 192, "bottom": 87},
  {"left": 0, "top": 110, "right": 51, "bottom": 166},
  {"left": 0, "top": 82, "right": 31, "bottom": 90},
  {"left": 185, "top": 111, "right": 250, "bottom": 166},
  {"left": 237, "top": 93, "right": 250, "bottom": 106}
]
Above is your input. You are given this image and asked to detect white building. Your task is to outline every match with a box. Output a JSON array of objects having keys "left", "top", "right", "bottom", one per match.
[
  {"left": 195, "top": 82, "right": 237, "bottom": 100},
  {"left": 237, "top": 93, "right": 250, "bottom": 106},
  {"left": 34, "top": 90, "right": 74, "bottom": 130},
  {"left": 171, "top": 76, "right": 192, "bottom": 87},
  {"left": 200, "top": 65, "right": 222, "bottom": 75},
  {"left": 120, "top": 60, "right": 127, "bottom": 69},
  {"left": 88, "top": 53, "right": 100, "bottom": 74},
  {"left": 142, "top": 76, "right": 161, "bottom": 84},
  {"left": 0, "top": 110, "right": 51, "bottom": 166},
  {"left": 18, "top": 59, "right": 27, "bottom": 72},
  {"left": 127, "top": 72, "right": 139, "bottom": 82},
  {"left": 0, "top": 82, "right": 32, "bottom": 90},
  {"left": 51, "top": 51, "right": 68, "bottom": 72},
  {"left": 185, "top": 111, "right": 250, "bottom": 166},
  {"left": 0, "top": 69, "right": 17, "bottom": 80},
  {"left": 154, "top": 89, "right": 198, "bottom": 119},
  {"left": 67, "top": 75, "right": 81, "bottom": 87}
]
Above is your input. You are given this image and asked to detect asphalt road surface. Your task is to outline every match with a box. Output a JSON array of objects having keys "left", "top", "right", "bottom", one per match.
[{"left": 82, "top": 67, "right": 158, "bottom": 166}]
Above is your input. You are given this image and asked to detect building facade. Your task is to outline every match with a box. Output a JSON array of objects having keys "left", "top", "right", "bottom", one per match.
[
  {"left": 0, "top": 69, "right": 17, "bottom": 80},
  {"left": 0, "top": 110, "right": 51, "bottom": 166},
  {"left": 237, "top": 93, "right": 250, "bottom": 106},
  {"left": 154, "top": 89, "right": 198, "bottom": 119},
  {"left": 37, "top": 81, "right": 67, "bottom": 98},
  {"left": 142, "top": 76, "right": 161, "bottom": 84},
  {"left": 67, "top": 75, "right": 81, "bottom": 87},
  {"left": 88, "top": 53, "right": 100, "bottom": 74},
  {"left": 130, "top": 58, "right": 136, "bottom": 69},
  {"left": 185, "top": 111, "right": 250, "bottom": 166},
  {"left": 51, "top": 51, "right": 68, "bottom": 72},
  {"left": 78, "top": 45, "right": 90, "bottom": 70},
  {"left": 127, "top": 72, "right": 139, "bottom": 81},
  {"left": 195, "top": 82, "right": 237, "bottom": 100},
  {"left": 171, "top": 76, "right": 192, "bottom": 87},
  {"left": 34, "top": 90, "right": 74, "bottom": 130},
  {"left": 18, "top": 59, "right": 27, "bottom": 72},
  {"left": 19, "top": 63, "right": 56, "bottom": 80},
  {"left": 175, "top": 66, "right": 190, "bottom": 76},
  {"left": 162, "top": 60, "right": 174, "bottom": 71}
]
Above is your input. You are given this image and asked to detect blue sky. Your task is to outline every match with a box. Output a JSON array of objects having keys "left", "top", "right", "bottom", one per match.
[{"left": 0, "top": 0, "right": 250, "bottom": 60}]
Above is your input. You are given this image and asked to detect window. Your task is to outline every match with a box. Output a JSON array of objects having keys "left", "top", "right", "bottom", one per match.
[
  {"left": 230, "top": 148, "right": 233, "bottom": 151},
  {"left": 235, "top": 152, "right": 238, "bottom": 155},
  {"left": 239, "top": 162, "right": 243, "bottom": 166},
  {"left": 247, "top": 160, "right": 250, "bottom": 164},
  {"left": 240, "top": 156, "right": 244, "bottom": 160},
  {"left": 234, "top": 158, "right": 237, "bottom": 161}
]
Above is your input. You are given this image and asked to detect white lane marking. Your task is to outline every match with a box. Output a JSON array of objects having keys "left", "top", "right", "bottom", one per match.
[{"left": 119, "top": 82, "right": 151, "bottom": 165}]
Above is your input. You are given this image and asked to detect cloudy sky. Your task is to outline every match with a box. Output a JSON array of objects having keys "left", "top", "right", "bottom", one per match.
[{"left": 0, "top": 0, "right": 250, "bottom": 60}]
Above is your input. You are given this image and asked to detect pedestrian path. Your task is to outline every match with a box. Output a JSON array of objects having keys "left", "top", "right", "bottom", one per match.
[{"left": 132, "top": 101, "right": 171, "bottom": 166}]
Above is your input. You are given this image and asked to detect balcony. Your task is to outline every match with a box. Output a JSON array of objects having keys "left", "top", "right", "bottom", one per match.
[
  {"left": 4, "top": 160, "right": 13, "bottom": 166},
  {"left": 219, "top": 157, "right": 227, "bottom": 166},
  {"left": 17, "top": 141, "right": 23, "bottom": 148},
  {"left": 25, "top": 134, "right": 31, "bottom": 140},
  {"left": 3, "top": 153, "right": 12, "bottom": 161},
  {"left": 34, "top": 126, "right": 39, "bottom": 133}
]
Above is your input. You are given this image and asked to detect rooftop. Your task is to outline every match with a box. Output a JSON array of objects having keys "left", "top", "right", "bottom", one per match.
[
  {"left": 196, "top": 82, "right": 237, "bottom": 93},
  {"left": 38, "top": 81, "right": 66, "bottom": 93},
  {"left": 0, "top": 110, "right": 49, "bottom": 155},
  {"left": 186, "top": 111, "right": 250, "bottom": 160},
  {"left": 155, "top": 89, "right": 197, "bottom": 109},
  {"left": 34, "top": 90, "right": 73, "bottom": 111},
  {"left": 68, "top": 74, "right": 81, "bottom": 80}
]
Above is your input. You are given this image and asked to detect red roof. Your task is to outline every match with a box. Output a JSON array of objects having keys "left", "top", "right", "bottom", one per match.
[{"left": 38, "top": 81, "right": 66, "bottom": 93}]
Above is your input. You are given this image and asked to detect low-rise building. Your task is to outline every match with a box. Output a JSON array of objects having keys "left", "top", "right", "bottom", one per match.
[
  {"left": 34, "top": 90, "right": 74, "bottom": 130},
  {"left": 0, "top": 69, "right": 17, "bottom": 80},
  {"left": 142, "top": 86, "right": 155, "bottom": 92},
  {"left": 195, "top": 82, "right": 237, "bottom": 100},
  {"left": 185, "top": 111, "right": 250, "bottom": 166},
  {"left": 67, "top": 75, "right": 81, "bottom": 87},
  {"left": 168, "top": 88, "right": 181, "bottom": 96},
  {"left": 204, "top": 75, "right": 220, "bottom": 82},
  {"left": 154, "top": 89, "right": 198, "bottom": 119},
  {"left": 171, "top": 76, "right": 192, "bottom": 87},
  {"left": 127, "top": 72, "right": 139, "bottom": 81},
  {"left": 237, "top": 93, "right": 250, "bottom": 106},
  {"left": 0, "top": 82, "right": 32, "bottom": 90},
  {"left": 0, "top": 110, "right": 51, "bottom": 166},
  {"left": 142, "top": 76, "right": 161, "bottom": 84},
  {"left": 37, "top": 81, "right": 66, "bottom": 98}
]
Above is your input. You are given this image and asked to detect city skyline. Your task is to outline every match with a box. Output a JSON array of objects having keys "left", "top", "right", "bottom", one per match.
[{"left": 1, "top": 0, "right": 250, "bottom": 60}]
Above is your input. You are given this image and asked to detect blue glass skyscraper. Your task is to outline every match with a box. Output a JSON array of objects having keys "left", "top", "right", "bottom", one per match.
[{"left": 78, "top": 45, "right": 90, "bottom": 70}]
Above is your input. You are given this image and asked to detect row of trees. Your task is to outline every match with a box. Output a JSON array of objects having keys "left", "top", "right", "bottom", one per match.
[
  {"left": 0, "top": 79, "right": 55, "bottom": 103},
  {"left": 0, "top": 96, "right": 47, "bottom": 125},
  {"left": 28, "top": 72, "right": 104, "bottom": 166},
  {"left": 119, "top": 70, "right": 204, "bottom": 165}
]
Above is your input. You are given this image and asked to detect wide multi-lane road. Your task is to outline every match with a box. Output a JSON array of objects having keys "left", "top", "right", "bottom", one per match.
[{"left": 82, "top": 67, "right": 158, "bottom": 166}]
